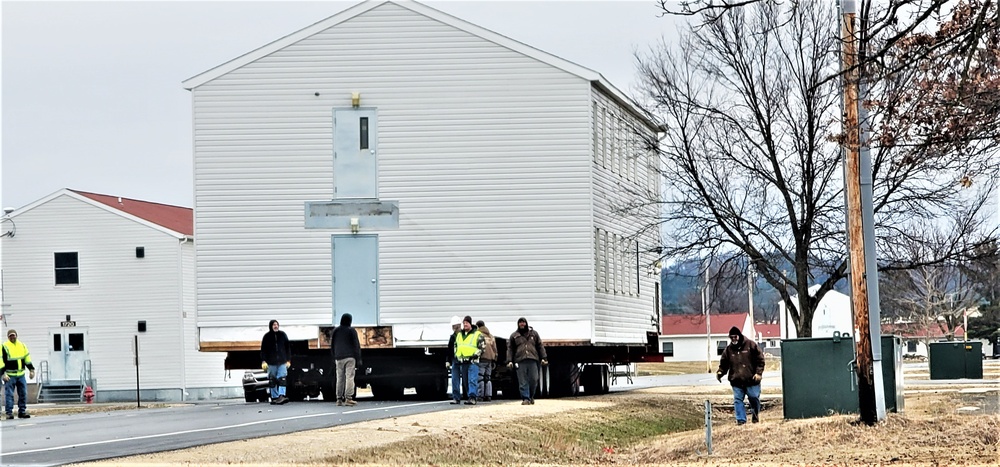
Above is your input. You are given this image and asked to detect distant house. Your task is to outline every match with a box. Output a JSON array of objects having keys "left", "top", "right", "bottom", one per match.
[
  {"left": 754, "top": 322, "right": 781, "bottom": 349},
  {"left": 0, "top": 189, "right": 241, "bottom": 402},
  {"left": 879, "top": 322, "right": 994, "bottom": 358},
  {"left": 659, "top": 313, "right": 754, "bottom": 362},
  {"left": 778, "top": 287, "right": 852, "bottom": 339}
]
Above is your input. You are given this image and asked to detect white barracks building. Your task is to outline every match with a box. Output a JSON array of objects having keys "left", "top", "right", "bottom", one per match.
[{"left": 183, "top": 0, "right": 662, "bottom": 359}]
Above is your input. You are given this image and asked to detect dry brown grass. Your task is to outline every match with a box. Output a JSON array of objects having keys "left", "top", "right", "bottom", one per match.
[
  {"left": 626, "top": 412, "right": 1000, "bottom": 466},
  {"left": 320, "top": 391, "right": 998, "bottom": 466},
  {"left": 637, "top": 360, "right": 783, "bottom": 377}
]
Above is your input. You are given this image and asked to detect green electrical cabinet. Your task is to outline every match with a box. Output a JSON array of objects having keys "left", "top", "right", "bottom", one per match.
[
  {"left": 881, "top": 335, "right": 904, "bottom": 413},
  {"left": 782, "top": 334, "right": 905, "bottom": 419},
  {"left": 929, "top": 341, "right": 983, "bottom": 379},
  {"left": 782, "top": 333, "right": 858, "bottom": 419}
]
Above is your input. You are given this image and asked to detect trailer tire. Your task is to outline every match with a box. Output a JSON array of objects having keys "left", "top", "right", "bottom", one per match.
[
  {"left": 582, "top": 364, "right": 611, "bottom": 395},
  {"left": 321, "top": 384, "right": 336, "bottom": 402},
  {"left": 546, "top": 363, "right": 579, "bottom": 397},
  {"left": 415, "top": 376, "right": 446, "bottom": 400},
  {"left": 371, "top": 382, "right": 404, "bottom": 400},
  {"left": 288, "top": 389, "right": 307, "bottom": 402}
]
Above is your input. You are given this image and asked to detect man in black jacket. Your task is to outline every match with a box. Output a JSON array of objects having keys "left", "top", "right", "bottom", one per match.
[
  {"left": 717, "top": 326, "right": 765, "bottom": 424},
  {"left": 260, "top": 319, "right": 292, "bottom": 405},
  {"left": 330, "top": 313, "right": 362, "bottom": 406},
  {"left": 506, "top": 317, "right": 547, "bottom": 405}
]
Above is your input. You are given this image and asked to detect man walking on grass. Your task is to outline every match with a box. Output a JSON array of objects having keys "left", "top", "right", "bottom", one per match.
[{"left": 717, "top": 326, "right": 765, "bottom": 425}]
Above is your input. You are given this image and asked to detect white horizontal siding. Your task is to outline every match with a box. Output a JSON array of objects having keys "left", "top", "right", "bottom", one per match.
[
  {"left": 591, "top": 88, "right": 661, "bottom": 343},
  {"left": 659, "top": 336, "right": 724, "bottom": 362},
  {"left": 0, "top": 195, "right": 237, "bottom": 394},
  {"left": 192, "top": 4, "right": 601, "bottom": 338}
]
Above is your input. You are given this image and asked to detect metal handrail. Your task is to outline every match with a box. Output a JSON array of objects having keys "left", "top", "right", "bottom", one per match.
[
  {"left": 36, "top": 360, "right": 49, "bottom": 402},
  {"left": 38, "top": 360, "right": 50, "bottom": 384},
  {"left": 79, "top": 360, "right": 93, "bottom": 401}
]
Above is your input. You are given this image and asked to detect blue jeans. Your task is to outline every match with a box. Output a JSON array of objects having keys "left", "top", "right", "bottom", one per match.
[
  {"left": 450, "top": 358, "right": 462, "bottom": 401},
  {"left": 4, "top": 374, "right": 28, "bottom": 415},
  {"left": 456, "top": 361, "right": 479, "bottom": 400},
  {"left": 732, "top": 384, "right": 761, "bottom": 423},
  {"left": 516, "top": 359, "right": 540, "bottom": 401},
  {"left": 267, "top": 364, "right": 288, "bottom": 399}
]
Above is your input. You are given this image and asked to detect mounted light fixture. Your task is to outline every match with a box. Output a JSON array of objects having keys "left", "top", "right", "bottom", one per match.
[
  {"left": 350, "top": 217, "right": 360, "bottom": 234},
  {"left": 351, "top": 92, "right": 361, "bottom": 108}
]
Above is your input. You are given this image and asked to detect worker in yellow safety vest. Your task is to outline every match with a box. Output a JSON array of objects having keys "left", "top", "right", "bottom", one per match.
[
  {"left": 451, "top": 316, "right": 485, "bottom": 405},
  {"left": 3, "top": 329, "right": 36, "bottom": 419}
]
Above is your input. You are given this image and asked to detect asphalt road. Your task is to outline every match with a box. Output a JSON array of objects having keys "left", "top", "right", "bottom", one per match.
[
  {"left": 0, "top": 398, "right": 457, "bottom": 466},
  {"left": 1, "top": 363, "right": 995, "bottom": 466},
  {"left": 0, "top": 369, "right": 779, "bottom": 467}
]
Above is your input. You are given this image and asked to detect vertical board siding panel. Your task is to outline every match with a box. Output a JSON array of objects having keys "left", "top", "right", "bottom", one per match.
[{"left": 193, "top": 4, "right": 596, "bottom": 332}]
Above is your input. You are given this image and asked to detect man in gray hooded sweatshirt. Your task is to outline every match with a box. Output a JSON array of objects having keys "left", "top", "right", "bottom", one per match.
[{"left": 330, "top": 313, "right": 362, "bottom": 406}]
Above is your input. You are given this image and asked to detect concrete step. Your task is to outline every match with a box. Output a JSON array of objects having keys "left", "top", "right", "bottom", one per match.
[{"left": 39, "top": 384, "right": 83, "bottom": 403}]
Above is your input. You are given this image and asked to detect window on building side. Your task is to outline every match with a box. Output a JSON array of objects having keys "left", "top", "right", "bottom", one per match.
[
  {"left": 717, "top": 340, "right": 728, "bottom": 356},
  {"left": 54, "top": 252, "right": 79, "bottom": 285},
  {"left": 662, "top": 342, "right": 674, "bottom": 357}
]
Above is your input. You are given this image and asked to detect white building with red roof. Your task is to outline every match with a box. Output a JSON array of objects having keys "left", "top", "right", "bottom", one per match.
[
  {"left": 658, "top": 312, "right": 756, "bottom": 362},
  {"left": 0, "top": 189, "right": 241, "bottom": 402}
]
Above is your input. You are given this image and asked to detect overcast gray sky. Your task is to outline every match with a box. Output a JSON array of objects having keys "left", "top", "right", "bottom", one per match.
[{"left": 1, "top": 0, "right": 680, "bottom": 210}]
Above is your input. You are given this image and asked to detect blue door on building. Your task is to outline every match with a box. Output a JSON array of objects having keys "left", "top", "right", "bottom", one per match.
[
  {"left": 333, "top": 108, "right": 378, "bottom": 199},
  {"left": 332, "top": 234, "right": 379, "bottom": 326}
]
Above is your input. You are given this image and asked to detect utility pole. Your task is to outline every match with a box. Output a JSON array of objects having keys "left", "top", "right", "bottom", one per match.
[
  {"left": 841, "top": 0, "right": 885, "bottom": 426},
  {"left": 748, "top": 265, "right": 755, "bottom": 335},
  {"left": 704, "top": 268, "right": 712, "bottom": 373}
]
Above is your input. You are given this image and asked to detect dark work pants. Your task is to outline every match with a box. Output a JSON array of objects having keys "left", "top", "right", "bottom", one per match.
[{"left": 516, "top": 359, "right": 539, "bottom": 401}]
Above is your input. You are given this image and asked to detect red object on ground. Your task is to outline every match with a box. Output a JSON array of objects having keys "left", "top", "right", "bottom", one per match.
[{"left": 83, "top": 386, "right": 95, "bottom": 404}]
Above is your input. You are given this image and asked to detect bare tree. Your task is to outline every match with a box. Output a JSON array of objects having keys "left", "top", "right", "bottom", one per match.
[
  {"left": 634, "top": 0, "right": 1000, "bottom": 338},
  {"left": 880, "top": 205, "right": 994, "bottom": 345}
]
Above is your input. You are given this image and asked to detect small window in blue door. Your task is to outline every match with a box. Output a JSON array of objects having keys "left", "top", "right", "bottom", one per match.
[
  {"left": 333, "top": 108, "right": 378, "bottom": 198},
  {"left": 360, "top": 117, "right": 369, "bottom": 149}
]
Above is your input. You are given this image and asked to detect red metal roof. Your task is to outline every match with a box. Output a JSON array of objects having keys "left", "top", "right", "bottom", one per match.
[
  {"left": 755, "top": 323, "right": 780, "bottom": 338},
  {"left": 662, "top": 313, "right": 747, "bottom": 336},
  {"left": 72, "top": 190, "right": 193, "bottom": 236},
  {"left": 882, "top": 322, "right": 965, "bottom": 339}
]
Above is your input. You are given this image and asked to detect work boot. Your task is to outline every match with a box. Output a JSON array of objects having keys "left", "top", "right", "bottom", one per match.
[
  {"left": 464, "top": 398, "right": 476, "bottom": 405},
  {"left": 275, "top": 395, "right": 289, "bottom": 405},
  {"left": 17, "top": 412, "right": 29, "bottom": 419},
  {"left": 4, "top": 413, "right": 13, "bottom": 420},
  {"left": 521, "top": 400, "right": 531, "bottom": 405},
  {"left": 269, "top": 397, "right": 277, "bottom": 405},
  {"left": 529, "top": 399, "right": 535, "bottom": 405},
  {"left": 483, "top": 396, "right": 491, "bottom": 402},
  {"left": 336, "top": 400, "right": 344, "bottom": 406},
  {"left": 752, "top": 411, "right": 759, "bottom": 423},
  {"left": 737, "top": 420, "right": 746, "bottom": 425},
  {"left": 345, "top": 399, "right": 357, "bottom": 406},
  {"left": 450, "top": 400, "right": 461, "bottom": 405}
]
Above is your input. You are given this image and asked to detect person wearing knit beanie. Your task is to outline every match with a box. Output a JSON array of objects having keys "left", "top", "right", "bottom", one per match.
[{"left": 717, "top": 324, "right": 764, "bottom": 425}]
